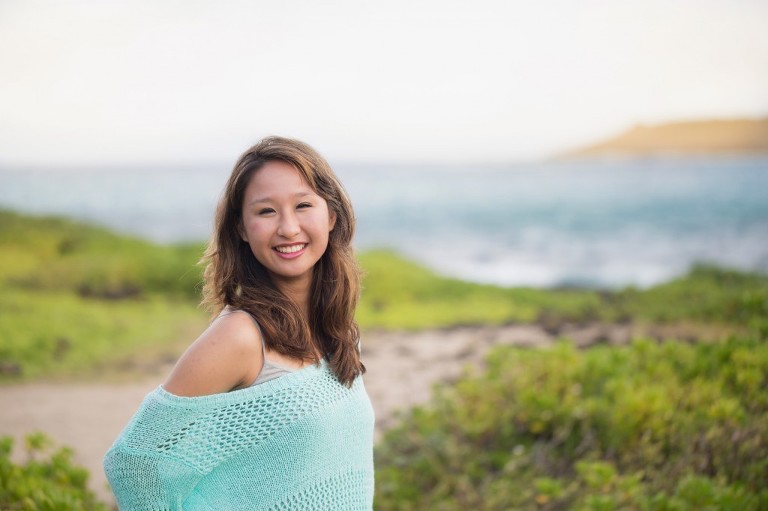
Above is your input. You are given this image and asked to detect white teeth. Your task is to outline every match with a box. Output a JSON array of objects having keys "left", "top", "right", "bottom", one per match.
[{"left": 275, "top": 244, "right": 306, "bottom": 254}]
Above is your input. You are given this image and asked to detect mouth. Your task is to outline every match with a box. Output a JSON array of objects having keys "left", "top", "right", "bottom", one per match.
[{"left": 273, "top": 243, "right": 307, "bottom": 257}]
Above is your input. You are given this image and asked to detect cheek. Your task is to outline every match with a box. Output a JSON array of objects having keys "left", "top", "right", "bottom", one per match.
[
  {"left": 242, "top": 220, "right": 271, "bottom": 244},
  {"left": 316, "top": 214, "right": 334, "bottom": 238}
]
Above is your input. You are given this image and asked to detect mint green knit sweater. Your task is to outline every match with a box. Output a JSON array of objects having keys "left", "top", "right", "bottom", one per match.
[{"left": 103, "top": 359, "right": 375, "bottom": 510}]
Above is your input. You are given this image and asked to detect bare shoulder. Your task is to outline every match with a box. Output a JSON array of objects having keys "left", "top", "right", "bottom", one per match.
[{"left": 162, "top": 310, "right": 264, "bottom": 397}]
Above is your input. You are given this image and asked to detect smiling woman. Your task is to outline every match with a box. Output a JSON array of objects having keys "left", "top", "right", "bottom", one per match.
[
  {"left": 239, "top": 160, "right": 337, "bottom": 299},
  {"left": 103, "top": 137, "right": 374, "bottom": 510}
]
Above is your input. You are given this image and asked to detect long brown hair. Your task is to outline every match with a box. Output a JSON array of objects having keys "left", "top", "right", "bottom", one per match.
[{"left": 201, "top": 136, "right": 364, "bottom": 385}]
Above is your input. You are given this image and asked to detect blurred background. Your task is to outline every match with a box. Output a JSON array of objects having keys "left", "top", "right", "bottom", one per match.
[
  {"left": 1, "top": 1, "right": 767, "bottom": 509},
  {"left": 1, "top": 0, "right": 767, "bottom": 288}
]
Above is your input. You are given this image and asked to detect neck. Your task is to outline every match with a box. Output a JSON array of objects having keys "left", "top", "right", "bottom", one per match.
[
  {"left": 275, "top": 279, "right": 311, "bottom": 319},
  {"left": 280, "top": 282, "right": 321, "bottom": 358}
]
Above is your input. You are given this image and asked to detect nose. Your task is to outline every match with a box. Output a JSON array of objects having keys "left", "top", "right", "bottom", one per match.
[{"left": 277, "top": 210, "right": 301, "bottom": 238}]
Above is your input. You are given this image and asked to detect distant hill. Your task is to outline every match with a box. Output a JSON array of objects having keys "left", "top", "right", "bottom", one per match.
[{"left": 559, "top": 118, "right": 768, "bottom": 159}]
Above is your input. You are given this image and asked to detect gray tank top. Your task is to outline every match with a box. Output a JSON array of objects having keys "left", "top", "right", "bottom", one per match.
[
  {"left": 251, "top": 340, "right": 298, "bottom": 385},
  {"left": 242, "top": 314, "right": 297, "bottom": 386},
  {"left": 237, "top": 309, "right": 360, "bottom": 386}
]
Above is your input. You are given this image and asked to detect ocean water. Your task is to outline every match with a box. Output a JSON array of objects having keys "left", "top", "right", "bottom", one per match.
[{"left": 2, "top": 156, "right": 767, "bottom": 289}]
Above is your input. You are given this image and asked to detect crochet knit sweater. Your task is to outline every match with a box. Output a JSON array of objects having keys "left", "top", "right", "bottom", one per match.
[{"left": 103, "top": 359, "right": 375, "bottom": 510}]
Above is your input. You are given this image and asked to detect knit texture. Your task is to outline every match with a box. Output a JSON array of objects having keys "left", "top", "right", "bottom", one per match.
[{"left": 103, "top": 359, "right": 375, "bottom": 510}]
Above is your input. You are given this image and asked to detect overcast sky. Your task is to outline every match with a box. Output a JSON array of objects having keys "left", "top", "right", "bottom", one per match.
[{"left": 1, "top": 0, "right": 767, "bottom": 166}]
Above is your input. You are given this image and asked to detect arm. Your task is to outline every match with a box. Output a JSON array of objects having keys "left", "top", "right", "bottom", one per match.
[
  {"left": 163, "top": 310, "right": 264, "bottom": 396},
  {"left": 104, "top": 440, "right": 205, "bottom": 510},
  {"left": 104, "top": 311, "right": 264, "bottom": 509}
]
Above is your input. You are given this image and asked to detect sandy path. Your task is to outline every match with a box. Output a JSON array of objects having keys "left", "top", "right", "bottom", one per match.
[{"left": 0, "top": 323, "right": 630, "bottom": 504}]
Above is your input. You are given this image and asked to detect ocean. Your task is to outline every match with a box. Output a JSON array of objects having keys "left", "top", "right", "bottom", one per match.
[{"left": 2, "top": 156, "right": 767, "bottom": 289}]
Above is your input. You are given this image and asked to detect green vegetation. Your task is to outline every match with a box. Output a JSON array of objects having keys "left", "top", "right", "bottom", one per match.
[
  {"left": 0, "top": 209, "right": 203, "bottom": 299},
  {"left": 0, "top": 210, "right": 209, "bottom": 382},
  {"left": 358, "top": 249, "right": 768, "bottom": 334},
  {"left": 0, "top": 289, "right": 206, "bottom": 381},
  {"left": 375, "top": 336, "right": 768, "bottom": 510},
  {"left": 357, "top": 250, "right": 605, "bottom": 329},
  {"left": 0, "top": 433, "right": 107, "bottom": 510},
  {"left": 2, "top": 210, "right": 767, "bottom": 509},
  {"left": 615, "top": 264, "right": 768, "bottom": 331},
  {"left": 2, "top": 210, "right": 767, "bottom": 381}
]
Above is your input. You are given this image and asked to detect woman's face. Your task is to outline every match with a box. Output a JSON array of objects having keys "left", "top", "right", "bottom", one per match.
[{"left": 240, "top": 160, "right": 336, "bottom": 292}]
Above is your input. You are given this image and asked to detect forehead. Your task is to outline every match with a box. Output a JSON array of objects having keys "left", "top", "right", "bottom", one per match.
[
  {"left": 243, "top": 160, "right": 317, "bottom": 201},
  {"left": 251, "top": 159, "right": 307, "bottom": 183}
]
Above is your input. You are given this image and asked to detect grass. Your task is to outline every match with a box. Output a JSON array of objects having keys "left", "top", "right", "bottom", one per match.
[
  {"left": 357, "top": 250, "right": 605, "bottom": 329},
  {"left": 0, "top": 210, "right": 210, "bottom": 382},
  {"left": 0, "top": 288, "right": 207, "bottom": 381},
  {"left": 2, "top": 209, "right": 767, "bottom": 510},
  {"left": 0, "top": 209, "right": 204, "bottom": 299},
  {"left": 357, "top": 249, "right": 768, "bottom": 333},
  {"left": 615, "top": 264, "right": 768, "bottom": 327},
  {"left": 1, "top": 209, "right": 766, "bottom": 382}
]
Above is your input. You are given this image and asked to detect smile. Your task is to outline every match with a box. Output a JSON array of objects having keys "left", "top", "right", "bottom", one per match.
[{"left": 274, "top": 243, "right": 307, "bottom": 254}]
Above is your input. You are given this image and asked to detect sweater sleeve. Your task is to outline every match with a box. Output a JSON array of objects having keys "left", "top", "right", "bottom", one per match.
[
  {"left": 103, "top": 447, "right": 204, "bottom": 510},
  {"left": 103, "top": 389, "right": 211, "bottom": 510}
]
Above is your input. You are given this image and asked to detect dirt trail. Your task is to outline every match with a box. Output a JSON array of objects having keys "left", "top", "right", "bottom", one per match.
[{"left": 0, "top": 323, "right": 637, "bottom": 504}]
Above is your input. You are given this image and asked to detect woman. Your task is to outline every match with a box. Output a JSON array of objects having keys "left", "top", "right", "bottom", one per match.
[{"left": 103, "top": 137, "right": 375, "bottom": 510}]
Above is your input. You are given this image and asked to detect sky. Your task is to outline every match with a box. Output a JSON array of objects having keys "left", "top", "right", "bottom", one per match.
[{"left": 1, "top": 0, "right": 767, "bottom": 166}]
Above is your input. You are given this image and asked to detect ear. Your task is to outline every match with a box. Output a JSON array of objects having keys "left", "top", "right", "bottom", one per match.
[
  {"left": 328, "top": 209, "right": 337, "bottom": 232},
  {"left": 238, "top": 220, "right": 248, "bottom": 242}
]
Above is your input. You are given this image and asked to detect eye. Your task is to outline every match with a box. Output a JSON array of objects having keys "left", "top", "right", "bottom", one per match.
[
  {"left": 258, "top": 207, "right": 275, "bottom": 215},
  {"left": 297, "top": 202, "right": 312, "bottom": 209}
]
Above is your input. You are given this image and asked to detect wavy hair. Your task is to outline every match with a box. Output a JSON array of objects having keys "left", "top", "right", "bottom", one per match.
[{"left": 201, "top": 136, "right": 364, "bottom": 386}]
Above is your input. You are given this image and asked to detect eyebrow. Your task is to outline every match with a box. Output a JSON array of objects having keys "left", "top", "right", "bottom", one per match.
[{"left": 247, "top": 191, "right": 313, "bottom": 207}]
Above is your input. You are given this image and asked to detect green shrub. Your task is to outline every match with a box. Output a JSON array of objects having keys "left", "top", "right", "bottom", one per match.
[
  {"left": 615, "top": 264, "right": 768, "bottom": 329},
  {"left": 357, "top": 249, "right": 605, "bottom": 329},
  {"left": 357, "top": 251, "right": 768, "bottom": 331},
  {"left": 0, "top": 210, "right": 209, "bottom": 381},
  {"left": 0, "top": 209, "right": 204, "bottom": 300},
  {"left": 0, "top": 433, "right": 107, "bottom": 510},
  {"left": 375, "top": 337, "right": 768, "bottom": 510}
]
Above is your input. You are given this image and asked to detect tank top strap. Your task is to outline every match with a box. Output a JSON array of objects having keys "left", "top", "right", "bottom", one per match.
[
  {"left": 228, "top": 309, "right": 297, "bottom": 386},
  {"left": 236, "top": 310, "right": 266, "bottom": 352},
  {"left": 257, "top": 321, "right": 267, "bottom": 359}
]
